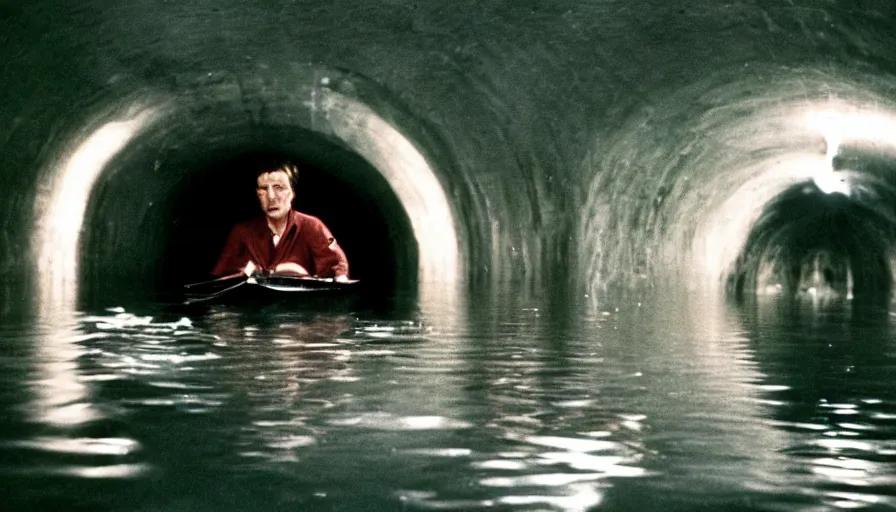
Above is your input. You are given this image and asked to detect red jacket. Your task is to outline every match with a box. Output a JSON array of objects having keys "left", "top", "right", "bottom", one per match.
[{"left": 212, "top": 210, "right": 349, "bottom": 278}]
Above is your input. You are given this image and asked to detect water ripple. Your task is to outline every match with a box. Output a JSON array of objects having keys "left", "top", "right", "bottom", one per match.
[
  {"left": 327, "top": 412, "right": 474, "bottom": 430},
  {"left": 10, "top": 436, "right": 140, "bottom": 456},
  {"left": 2, "top": 290, "right": 896, "bottom": 511}
]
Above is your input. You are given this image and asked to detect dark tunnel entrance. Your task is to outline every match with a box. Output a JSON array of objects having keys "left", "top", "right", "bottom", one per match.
[
  {"left": 727, "top": 177, "right": 896, "bottom": 303},
  {"left": 78, "top": 126, "right": 419, "bottom": 305}
]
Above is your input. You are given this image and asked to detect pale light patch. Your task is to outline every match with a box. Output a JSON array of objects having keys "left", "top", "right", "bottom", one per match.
[
  {"left": 317, "top": 91, "right": 460, "bottom": 284},
  {"left": 35, "top": 108, "right": 157, "bottom": 311},
  {"left": 693, "top": 155, "right": 819, "bottom": 292},
  {"left": 806, "top": 110, "right": 850, "bottom": 195},
  {"left": 30, "top": 107, "right": 157, "bottom": 428},
  {"left": 806, "top": 109, "right": 896, "bottom": 150},
  {"left": 691, "top": 104, "right": 896, "bottom": 292}
]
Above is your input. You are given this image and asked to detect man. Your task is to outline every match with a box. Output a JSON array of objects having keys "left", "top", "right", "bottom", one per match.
[{"left": 212, "top": 161, "right": 350, "bottom": 282}]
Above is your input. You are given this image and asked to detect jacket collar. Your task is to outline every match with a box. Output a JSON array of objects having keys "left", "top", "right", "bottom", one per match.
[{"left": 256, "top": 209, "right": 300, "bottom": 238}]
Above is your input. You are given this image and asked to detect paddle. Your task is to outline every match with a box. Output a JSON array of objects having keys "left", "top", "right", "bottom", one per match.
[
  {"left": 183, "top": 272, "right": 246, "bottom": 289},
  {"left": 183, "top": 279, "right": 249, "bottom": 304},
  {"left": 183, "top": 273, "right": 359, "bottom": 304}
]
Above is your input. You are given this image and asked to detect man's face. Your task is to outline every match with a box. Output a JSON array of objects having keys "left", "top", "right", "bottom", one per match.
[{"left": 256, "top": 171, "right": 295, "bottom": 221}]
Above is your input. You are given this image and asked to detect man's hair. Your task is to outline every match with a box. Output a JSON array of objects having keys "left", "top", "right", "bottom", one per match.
[{"left": 252, "top": 158, "right": 299, "bottom": 191}]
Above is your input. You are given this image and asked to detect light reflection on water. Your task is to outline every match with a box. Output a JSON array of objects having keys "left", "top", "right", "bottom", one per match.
[{"left": 0, "top": 287, "right": 895, "bottom": 510}]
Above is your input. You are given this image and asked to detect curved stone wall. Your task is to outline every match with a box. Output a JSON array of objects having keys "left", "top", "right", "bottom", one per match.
[{"left": 2, "top": 0, "right": 895, "bottom": 307}]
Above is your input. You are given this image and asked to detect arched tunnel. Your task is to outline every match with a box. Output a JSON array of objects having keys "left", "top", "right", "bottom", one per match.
[
  {"left": 728, "top": 174, "right": 896, "bottom": 301},
  {"left": 75, "top": 104, "right": 429, "bottom": 300},
  {"left": 2, "top": 1, "right": 896, "bottom": 310},
  {"left": 7, "top": 3, "right": 896, "bottom": 510}
]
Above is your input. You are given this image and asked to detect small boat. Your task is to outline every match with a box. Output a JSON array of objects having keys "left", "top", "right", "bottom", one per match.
[{"left": 183, "top": 272, "right": 359, "bottom": 304}]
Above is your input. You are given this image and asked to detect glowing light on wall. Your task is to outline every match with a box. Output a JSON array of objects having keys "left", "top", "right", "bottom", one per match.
[
  {"left": 29, "top": 107, "right": 156, "bottom": 428},
  {"left": 806, "top": 110, "right": 850, "bottom": 195},
  {"left": 806, "top": 110, "right": 896, "bottom": 148},
  {"left": 806, "top": 111, "right": 844, "bottom": 166},
  {"left": 35, "top": 108, "right": 156, "bottom": 311},
  {"left": 813, "top": 172, "right": 850, "bottom": 195},
  {"left": 694, "top": 105, "right": 896, "bottom": 291},
  {"left": 805, "top": 109, "right": 896, "bottom": 195},
  {"left": 694, "top": 156, "right": 818, "bottom": 291},
  {"left": 318, "top": 90, "right": 461, "bottom": 284}
]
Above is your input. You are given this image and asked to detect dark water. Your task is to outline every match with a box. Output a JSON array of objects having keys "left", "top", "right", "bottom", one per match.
[{"left": 2, "top": 285, "right": 896, "bottom": 511}]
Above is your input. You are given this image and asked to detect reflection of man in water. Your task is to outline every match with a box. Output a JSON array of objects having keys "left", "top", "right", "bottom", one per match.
[{"left": 212, "top": 161, "right": 350, "bottom": 281}]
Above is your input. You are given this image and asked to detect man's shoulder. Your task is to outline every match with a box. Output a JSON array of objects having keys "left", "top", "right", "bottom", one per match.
[
  {"left": 290, "top": 211, "right": 334, "bottom": 239},
  {"left": 291, "top": 210, "right": 325, "bottom": 226}
]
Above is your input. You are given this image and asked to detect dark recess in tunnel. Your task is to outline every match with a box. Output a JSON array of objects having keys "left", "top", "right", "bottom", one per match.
[
  {"left": 727, "top": 177, "right": 896, "bottom": 302},
  {"left": 79, "top": 125, "right": 418, "bottom": 303}
]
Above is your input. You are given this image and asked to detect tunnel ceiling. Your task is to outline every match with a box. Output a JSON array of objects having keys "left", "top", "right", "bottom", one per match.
[{"left": 3, "top": 0, "right": 896, "bottom": 304}]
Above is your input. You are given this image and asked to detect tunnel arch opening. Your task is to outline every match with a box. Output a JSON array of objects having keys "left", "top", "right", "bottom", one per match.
[
  {"left": 78, "top": 125, "right": 420, "bottom": 304},
  {"left": 26, "top": 65, "right": 465, "bottom": 311},
  {"left": 726, "top": 177, "right": 896, "bottom": 303},
  {"left": 56, "top": 69, "right": 468, "bottom": 308}
]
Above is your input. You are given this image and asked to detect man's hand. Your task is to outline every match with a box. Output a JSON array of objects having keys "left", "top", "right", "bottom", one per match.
[
  {"left": 243, "top": 261, "right": 257, "bottom": 276},
  {"left": 274, "top": 262, "right": 311, "bottom": 276},
  {"left": 335, "top": 274, "right": 350, "bottom": 283}
]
